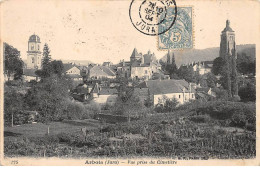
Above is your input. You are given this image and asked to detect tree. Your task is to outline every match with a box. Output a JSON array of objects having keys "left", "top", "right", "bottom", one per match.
[
  {"left": 205, "top": 72, "right": 217, "bottom": 88},
  {"left": 212, "top": 57, "right": 225, "bottom": 75},
  {"left": 236, "top": 52, "right": 255, "bottom": 75},
  {"left": 4, "top": 43, "right": 24, "bottom": 81},
  {"left": 165, "top": 52, "right": 179, "bottom": 79},
  {"left": 177, "top": 66, "right": 195, "bottom": 83},
  {"left": 4, "top": 87, "right": 25, "bottom": 126},
  {"left": 40, "top": 43, "right": 52, "bottom": 78},
  {"left": 24, "top": 75, "right": 72, "bottom": 134},
  {"left": 238, "top": 83, "right": 256, "bottom": 102},
  {"left": 36, "top": 60, "right": 64, "bottom": 78},
  {"left": 50, "top": 60, "right": 64, "bottom": 77}
]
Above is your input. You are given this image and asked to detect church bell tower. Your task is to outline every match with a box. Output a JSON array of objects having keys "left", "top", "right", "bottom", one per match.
[
  {"left": 219, "top": 20, "right": 238, "bottom": 97},
  {"left": 27, "top": 34, "right": 42, "bottom": 69},
  {"left": 219, "top": 20, "right": 237, "bottom": 59}
]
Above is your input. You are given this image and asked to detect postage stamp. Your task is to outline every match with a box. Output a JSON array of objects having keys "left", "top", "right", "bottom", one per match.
[{"left": 158, "top": 6, "right": 193, "bottom": 50}]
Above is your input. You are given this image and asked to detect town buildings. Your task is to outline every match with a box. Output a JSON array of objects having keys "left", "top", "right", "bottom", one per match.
[
  {"left": 117, "top": 48, "right": 162, "bottom": 80},
  {"left": 134, "top": 79, "right": 196, "bottom": 106}
]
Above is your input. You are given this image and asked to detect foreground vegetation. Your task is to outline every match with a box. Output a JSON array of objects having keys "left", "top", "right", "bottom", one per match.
[{"left": 4, "top": 100, "right": 255, "bottom": 159}]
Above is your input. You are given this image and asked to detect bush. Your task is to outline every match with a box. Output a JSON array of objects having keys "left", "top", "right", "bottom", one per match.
[
  {"left": 195, "top": 101, "right": 255, "bottom": 130},
  {"left": 188, "top": 115, "right": 210, "bottom": 123},
  {"left": 238, "top": 83, "right": 256, "bottom": 102}
]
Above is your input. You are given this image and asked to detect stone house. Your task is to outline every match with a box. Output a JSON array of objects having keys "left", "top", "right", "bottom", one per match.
[{"left": 134, "top": 79, "right": 196, "bottom": 106}]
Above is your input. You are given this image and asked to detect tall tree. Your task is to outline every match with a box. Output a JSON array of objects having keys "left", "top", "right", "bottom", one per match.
[
  {"left": 4, "top": 43, "right": 24, "bottom": 81},
  {"left": 165, "top": 52, "right": 178, "bottom": 79},
  {"left": 177, "top": 66, "right": 195, "bottom": 83},
  {"left": 41, "top": 43, "right": 52, "bottom": 78},
  {"left": 212, "top": 57, "right": 225, "bottom": 75}
]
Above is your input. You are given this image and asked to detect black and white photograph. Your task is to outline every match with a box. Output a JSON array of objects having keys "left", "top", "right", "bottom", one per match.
[{"left": 0, "top": 0, "right": 259, "bottom": 166}]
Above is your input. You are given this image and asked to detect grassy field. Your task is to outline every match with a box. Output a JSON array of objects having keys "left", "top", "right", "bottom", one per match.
[{"left": 4, "top": 119, "right": 101, "bottom": 138}]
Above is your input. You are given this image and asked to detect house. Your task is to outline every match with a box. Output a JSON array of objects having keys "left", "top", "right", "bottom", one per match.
[
  {"left": 135, "top": 79, "right": 196, "bottom": 105},
  {"left": 117, "top": 48, "right": 162, "bottom": 80},
  {"left": 71, "top": 83, "right": 94, "bottom": 102},
  {"left": 63, "top": 63, "right": 83, "bottom": 81},
  {"left": 93, "top": 87, "right": 118, "bottom": 105},
  {"left": 88, "top": 65, "right": 116, "bottom": 79},
  {"left": 23, "top": 69, "right": 40, "bottom": 82},
  {"left": 71, "top": 83, "right": 118, "bottom": 105},
  {"left": 188, "top": 61, "right": 213, "bottom": 75},
  {"left": 102, "top": 62, "right": 112, "bottom": 67}
]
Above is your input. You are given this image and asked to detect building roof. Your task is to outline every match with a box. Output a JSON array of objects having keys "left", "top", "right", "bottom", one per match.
[
  {"left": 222, "top": 20, "right": 234, "bottom": 33},
  {"left": 136, "top": 79, "right": 195, "bottom": 95},
  {"left": 63, "top": 63, "right": 75, "bottom": 72},
  {"left": 130, "top": 48, "right": 142, "bottom": 59},
  {"left": 89, "top": 66, "right": 116, "bottom": 77},
  {"left": 23, "top": 69, "right": 37, "bottom": 77},
  {"left": 196, "top": 87, "right": 210, "bottom": 93},
  {"left": 29, "top": 34, "right": 41, "bottom": 43}
]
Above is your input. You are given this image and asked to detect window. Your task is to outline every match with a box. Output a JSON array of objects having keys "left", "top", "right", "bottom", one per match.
[
  {"left": 32, "top": 57, "right": 34, "bottom": 63},
  {"left": 145, "top": 70, "right": 148, "bottom": 74},
  {"left": 31, "top": 45, "right": 34, "bottom": 50},
  {"left": 192, "top": 94, "right": 194, "bottom": 98},
  {"left": 38, "top": 45, "right": 40, "bottom": 50},
  {"left": 179, "top": 95, "right": 181, "bottom": 98}
]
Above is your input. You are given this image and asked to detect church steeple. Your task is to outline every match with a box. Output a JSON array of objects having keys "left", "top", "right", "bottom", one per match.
[
  {"left": 219, "top": 20, "right": 238, "bottom": 97},
  {"left": 220, "top": 20, "right": 236, "bottom": 58}
]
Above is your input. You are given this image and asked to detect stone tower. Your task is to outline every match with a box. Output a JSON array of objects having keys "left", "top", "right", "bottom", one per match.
[
  {"left": 130, "top": 48, "right": 142, "bottom": 63},
  {"left": 27, "top": 34, "right": 42, "bottom": 69},
  {"left": 220, "top": 20, "right": 237, "bottom": 59},
  {"left": 219, "top": 20, "right": 238, "bottom": 96}
]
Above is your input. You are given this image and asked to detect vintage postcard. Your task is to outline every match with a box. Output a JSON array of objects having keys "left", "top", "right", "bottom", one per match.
[{"left": 0, "top": 0, "right": 259, "bottom": 166}]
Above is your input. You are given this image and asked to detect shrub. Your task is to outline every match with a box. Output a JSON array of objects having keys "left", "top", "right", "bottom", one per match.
[
  {"left": 188, "top": 115, "right": 210, "bottom": 123},
  {"left": 238, "top": 83, "right": 256, "bottom": 102}
]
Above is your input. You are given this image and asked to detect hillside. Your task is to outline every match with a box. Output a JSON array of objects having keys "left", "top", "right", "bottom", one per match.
[
  {"left": 160, "top": 44, "right": 256, "bottom": 67},
  {"left": 61, "top": 60, "right": 93, "bottom": 66}
]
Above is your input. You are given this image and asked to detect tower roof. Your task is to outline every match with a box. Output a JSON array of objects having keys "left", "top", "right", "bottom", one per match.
[
  {"left": 130, "top": 48, "right": 139, "bottom": 58},
  {"left": 222, "top": 20, "right": 234, "bottom": 33},
  {"left": 29, "top": 34, "right": 41, "bottom": 43}
]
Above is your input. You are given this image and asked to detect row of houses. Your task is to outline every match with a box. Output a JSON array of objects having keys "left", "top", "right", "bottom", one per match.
[{"left": 70, "top": 79, "right": 216, "bottom": 107}]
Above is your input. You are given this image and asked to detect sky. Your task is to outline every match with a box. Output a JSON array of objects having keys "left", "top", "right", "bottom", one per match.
[{"left": 1, "top": 0, "right": 259, "bottom": 64}]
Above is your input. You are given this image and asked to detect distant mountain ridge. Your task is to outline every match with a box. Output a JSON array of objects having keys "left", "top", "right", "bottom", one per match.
[
  {"left": 160, "top": 44, "right": 256, "bottom": 67},
  {"left": 61, "top": 60, "right": 93, "bottom": 66}
]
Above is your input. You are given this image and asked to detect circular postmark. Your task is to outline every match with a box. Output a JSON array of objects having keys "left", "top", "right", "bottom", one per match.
[{"left": 129, "top": 0, "right": 177, "bottom": 36}]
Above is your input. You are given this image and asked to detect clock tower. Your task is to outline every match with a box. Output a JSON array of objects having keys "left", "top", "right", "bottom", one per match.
[{"left": 27, "top": 34, "right": 42, "bottom": 69}]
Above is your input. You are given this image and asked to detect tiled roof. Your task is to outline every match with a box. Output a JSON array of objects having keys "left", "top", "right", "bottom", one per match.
[
  {"left": 23, "top": 69, "right": 37, "bottom": 77},
  {"left": 63, "top": 63, "right": 75, "bottom": 72},
  {"left": 89, "top": 66, "right": 116, "bottom": 77},
  {"left": 136, "top": 79, "right": 195, "bottom": 95}
]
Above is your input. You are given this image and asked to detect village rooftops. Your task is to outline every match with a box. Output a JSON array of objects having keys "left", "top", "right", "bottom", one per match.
[
  {"left": 63, "top": 63, "right": 80, "bottom": 73},
  {"left": 89, "top": 65, "right": 116, "bottom": 77},
  {"left": 196, "top": 87, "right": 211, "bottom": 93},
  {"left": 136, "top": 79, "right": 195, "bottom": 95}
]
